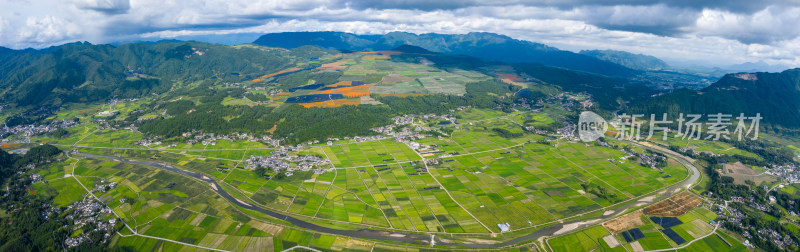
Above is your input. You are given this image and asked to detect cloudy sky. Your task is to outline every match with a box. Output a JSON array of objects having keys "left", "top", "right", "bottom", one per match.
[{"left": 1, "top": 0, "right": 799, "bottom": 68}]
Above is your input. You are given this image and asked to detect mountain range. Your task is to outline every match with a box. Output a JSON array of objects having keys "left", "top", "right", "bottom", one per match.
[
  {"left": 0, "top": 42, "right": 325, "bottom": 107},
  {"left": 1, "top": 31, "right": 799, "bottom": 131},
  {"left": 253, "top": 31, "right": 639, "bottom": 77}
]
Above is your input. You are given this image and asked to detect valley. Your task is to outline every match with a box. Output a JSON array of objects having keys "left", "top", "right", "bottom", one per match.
[{"left": 0, "top": 33, "right": 798, "bottom": 252}]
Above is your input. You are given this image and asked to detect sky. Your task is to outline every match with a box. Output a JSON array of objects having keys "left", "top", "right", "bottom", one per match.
[{"left": 1, "top": 0, "right": 799, "bottom": 68}]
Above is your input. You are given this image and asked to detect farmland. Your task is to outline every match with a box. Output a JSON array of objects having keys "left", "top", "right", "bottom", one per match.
[
  {"left": 549, "top": 196, "right": 746, "bottom": 252},
  {"left": 257, "top": 50, "right": 495, "bottom": 107},
  {"left": 18, "top": 106, "right": 699, "bottom": 251},
  {"left": 220, "top": 119, "right": 689, "bottom": 234}
]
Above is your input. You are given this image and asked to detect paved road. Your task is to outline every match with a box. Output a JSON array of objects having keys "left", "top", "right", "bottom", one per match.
[{"left": 70, "top": 142, "right": 701, "bottom": 249}]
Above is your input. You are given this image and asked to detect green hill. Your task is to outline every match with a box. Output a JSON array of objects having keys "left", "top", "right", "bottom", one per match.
[
  {"left": 0, "top": 41, "right": 323, "bottom": 107},
  {"left": 629, "top": 69, "right": 800, "bottom": 132}
]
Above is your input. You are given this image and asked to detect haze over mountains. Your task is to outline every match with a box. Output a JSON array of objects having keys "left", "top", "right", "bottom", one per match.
[
  {"left": 252, "top": 31, "right": 796, "bottom": 76},
  {"left": 253, "top": 31, "right": 639, "bottom": 77}
]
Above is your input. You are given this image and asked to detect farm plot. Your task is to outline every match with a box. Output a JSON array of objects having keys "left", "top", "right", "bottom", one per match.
[
  {"left": 223, "top": 168, "right": 269, "bottom": 196},
  {"left": 272, "top": 228, "right": 375, "bottom": 251},
  {"left": 603, "top": 210, "right": 645, "bottom": 233},
  {"left": 320, "top": 139, "right": 420, "bottom": 168},
  {"left": 51, "top": 155, "right": 275, "bottom": 251},
  {"left": 250, "top": 171, "right": 311, "bottom": 210},
  {"left": 508, "top": 112, "right": 556, "bottom": 127},
  {"left": 644, "top": 191, "right": 703, "bottom": 216},
  {"left": 548, "top": 225, "right": 622, "bottom": 252},
  {"left": 677, "top": 231, "right": 747, "bottom": 252},
  {"left": 722, "top": 161, "right": 776, "bottom": 186},
  {"left": 74, "top": 129, "right": 144, "bottom": 148}
]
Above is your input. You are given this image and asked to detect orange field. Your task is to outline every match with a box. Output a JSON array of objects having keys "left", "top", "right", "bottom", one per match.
[
  {"left": 251, "top": 78, "right": 263, "bottom": 82},
  {"left": 362, "top": 54, "right": 391, "bottom": 60},
  {"left": 497, "top": 73, "right": 523, "bottom": 81},
  {"left": 259, "top": 67, "right": 301, "bottom": 79},
  {"left": 300, "top": 98, "right": 361, "bottom": 108},
  {"left": 312, "top": 84, "right": 374, "bottom": 98},
  {"left": 500, "top": 78, "right": 524, "bottom": 87},
  {"left": 327, "top": 81, "right": 353, "bottom": 87},
  {"left": 1, "top": 143, "right": 20, "bottom": 149},
  {"left": 320, "top": 59, "right": 351, "bottom": 71},
  {"left": 276, "top": 92, "right": 291, "bottom": 95}
]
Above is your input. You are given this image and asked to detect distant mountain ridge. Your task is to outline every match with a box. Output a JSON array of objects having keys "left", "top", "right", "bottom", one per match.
[
  {"left": 253, "top": 31, "right": 639, "bottom": 77},
  {"left": 579, "top": 49, "right": 669, "bottom": 71},
  {"left": 725, "top": 61, "right": 794, "bottom": 73}
]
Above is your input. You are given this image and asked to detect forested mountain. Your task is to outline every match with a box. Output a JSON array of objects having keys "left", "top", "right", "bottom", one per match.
[
  {"left": 629, "top": 69, "right": 800, "bottom": 132},
  {"left": 253, "top": 31, "right": 639, "bottom": 77},
  {"left": 0, "top": 42, "right": 324, "bottom": 107},
  {"left": 579, "top": 49, "right": 669, "bottom": 71}
]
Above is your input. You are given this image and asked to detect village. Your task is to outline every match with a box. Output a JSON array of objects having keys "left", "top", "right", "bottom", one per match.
[
  {"left": 766, "top": 162, "right": 800, "bottom": 184},
  {"left": 246, "top": 148, "right": 330, "bottom": 175},
  {"left": 710, "top": 197, "right": 797, "bottom": 250},
  {"left": 0, "top": 119, "right": 78, "bottom": 139},
  {"left": 62, "top": 198, "right": 119, "bottom": 248}
]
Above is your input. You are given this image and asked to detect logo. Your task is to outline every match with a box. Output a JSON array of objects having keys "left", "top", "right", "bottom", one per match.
[{"left": 578, "top": 111, "right": 608, "bottom": 142}]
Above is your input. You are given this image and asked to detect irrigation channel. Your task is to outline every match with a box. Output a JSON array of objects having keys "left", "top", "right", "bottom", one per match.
[{"left": 71, "top": 144, "right": 700, "bottom": 249}]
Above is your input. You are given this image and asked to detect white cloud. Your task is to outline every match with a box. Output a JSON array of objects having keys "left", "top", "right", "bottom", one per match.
[
  {"left": 9, "top": 16, "right": 81, "bottom": 48},
  {"left": 0, "top": 16, "right": 8, "bottom": 35},
  {"left": 0, "top": 0, "right": 797, "bottom": 68},
  {"left": 694, "top": 7, "right": 800, "bottom": 44}
]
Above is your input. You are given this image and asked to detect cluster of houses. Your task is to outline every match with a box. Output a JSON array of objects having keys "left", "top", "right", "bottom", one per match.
[
  {"left": 182, "top": 131, "right": 280, "bottom": 146},
  {"left": 637, "top": 152, "right": 666, "bottom": 169},
  {"left": 91, "top": 179, "right": 118, "bottom": 193},
  {"left": 0, "top": 119, "right": 78, "bottom": 137},
  {"left": 711, "top": 193, "right": 796, "bottom": 250},
  {"left": 246, "top": 148, "right": 330, "bottom": 173},
  {"left": 765, "top": 162, "right": 800, "bottom": 184},
  {"left": 372, "top": 113, "right": 459, "bottom": 146},
  {"left": 64, "top": 199, "right": 118, "bottom": 247},
  {"left": 556, "top": 122, "right": 577, "bottom": 141}
]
